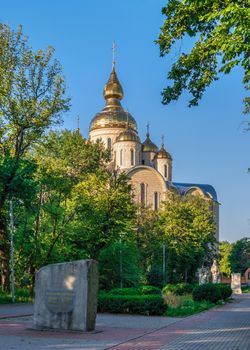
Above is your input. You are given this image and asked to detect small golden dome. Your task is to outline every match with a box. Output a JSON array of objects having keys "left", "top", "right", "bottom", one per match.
[
  {"left": 155, "top": 145, "right": 172, "bottom": 160},
  {"left": 142, "top": 130, "right": 158, "bottom": 152},
  {"left": 89, "top": 67, "right": 138, "bottom": 132},
  {"left": 116, "top": 128, "right": 140, "bottom": 143},
  {"left": 103, "top": 67, "right": 123, "bottom": 100}
]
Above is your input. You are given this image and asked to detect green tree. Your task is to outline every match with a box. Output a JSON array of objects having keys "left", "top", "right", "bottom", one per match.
[
  {"left": 229, "top": 237, "right": 250, "bottom": 274},
  {"left": 157, "top": 1, "right": 250, "bottom": 113},
  {"left": 219, "top": 241, "right": 233, "bottom": 277},
  {"left": 0, "top": 24, "right": 70, "bottom": 290},
  {"left": 157, "top": 193, "right": 216, "bottom": 283},
  {"left": 14, "top": 130, "right": 107, "bottom": 286},
  {"left": 99, "top": 241, "right": 141, "bottom": 290},
  {"left": 136, "top": 208, "right": 164, "bottom": 286},
  {"left": 67, "top": 170, "right": 136, "bottom": 260}
]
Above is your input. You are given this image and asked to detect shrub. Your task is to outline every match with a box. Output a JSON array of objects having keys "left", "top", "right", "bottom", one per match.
[
  {"left": 98, "top": 294, "right": 165, "bottom": 315},
  {"left": 146, "top": 268, "right": 164, "bottom": 288},
  {"left": 163, "top": 293, "right": 182, "bottom": 308},
  {"left": 108, "top": 285, "right": 161, "bottom": 296},
  {"left": 192, "top": 283, "right": 222, "bottom": 303},
  {"left": 162, "top": 283, "right": 195, "bottom": 296},
  {"left": 216, "top": 284, "right": 232, "bottom": 300},
  {"left": 242, "top": 285, "right": 250, "bottom": 293}
]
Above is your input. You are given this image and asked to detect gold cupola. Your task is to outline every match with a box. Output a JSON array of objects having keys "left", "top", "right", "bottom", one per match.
[
  {"left": 116, "top": 115, "right": 141, "bottom": 143},
  {"left": 89, "top": 66, "right": 138, "bottom": 132},
  {"left": 155, "top": 135, "right": 172, "bottom": 160},
  {"left": 155, "top": 145, "right": 172, "bottom": 160},
  {"left": 142, "top": 124, "right": 158, "bottom": 152}
]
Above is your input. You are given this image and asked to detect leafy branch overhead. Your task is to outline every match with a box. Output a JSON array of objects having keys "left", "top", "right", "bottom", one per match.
[{"left": 157, "top": 0, "right": 250, "bottom": 112}]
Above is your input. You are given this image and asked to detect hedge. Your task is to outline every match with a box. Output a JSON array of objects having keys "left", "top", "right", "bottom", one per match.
[
  {"left": 108, "top": 285, "right": 161, "bottom": 296},
  {"left": 216, "top": 284, "right": 232, "bottom": 300},
  {"left": 98, "top": 294, "right": 165, "bottom": 315},
  {"left": 192, "top": 283, "right": 232, "bottom": 303}
]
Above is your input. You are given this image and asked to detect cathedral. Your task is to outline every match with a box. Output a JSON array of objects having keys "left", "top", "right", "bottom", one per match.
[{"left": 88, "top": 63, "right": 219, "bottom": 240}]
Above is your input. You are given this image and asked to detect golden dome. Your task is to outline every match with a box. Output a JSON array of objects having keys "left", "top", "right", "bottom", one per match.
[
  {"left": 103, "top": 67, "right": 123, "bottom": 100},
  {"left": 142, "top": 130, "right": 158, "bottom": 152},
  {"left": 155, "top": 145, "right": 172, "bottom": 160},
  {"left": 89, "top": 67, "right": 138, "bottom": 132},
  {"left": 116, "top": 127, "right": 140, "bottom": 143}
]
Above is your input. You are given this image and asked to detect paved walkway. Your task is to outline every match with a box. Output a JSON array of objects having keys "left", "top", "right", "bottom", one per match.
[{"left": 0, "top": 294, "right": 249, "bottom": 349}]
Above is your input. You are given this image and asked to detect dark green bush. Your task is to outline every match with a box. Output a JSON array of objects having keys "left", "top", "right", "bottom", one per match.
[
  {"left": 216, "top": 284, "right": 232, "bottom": 300},
  {"left": 108, "top": 285, "right": 161, "bottom": 296},
  {"left": 242, "top": 285, "right": 250, "bottom": 293},
  {"left": 146, "top": 268, "right": 164, "bottom": 288},
  {"left": 98, "top": 294, "right": 165, "bottom": 315},
  {"left": 192, "top": 283, "right": 222, "bottom": 303},
  {"left": 162, "top": 283, "right": 195, "bottom": 296}
]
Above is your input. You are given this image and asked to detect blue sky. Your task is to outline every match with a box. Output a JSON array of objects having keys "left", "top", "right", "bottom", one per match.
[{"left": 1, "top": 0, "right": 249, "bottom": 242}]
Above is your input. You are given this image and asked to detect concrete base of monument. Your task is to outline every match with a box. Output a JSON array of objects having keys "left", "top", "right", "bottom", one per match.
[
  {"left": 33, "top": 259, "right": 99, "bottom": 332},
  {"left": 28, "top": 325, "right": 103, "bottom": 334}
]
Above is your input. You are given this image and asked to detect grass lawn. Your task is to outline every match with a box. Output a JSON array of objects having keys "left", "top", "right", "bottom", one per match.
[{"left": 164, "top": 294, "right": 220, "bottom": 317}]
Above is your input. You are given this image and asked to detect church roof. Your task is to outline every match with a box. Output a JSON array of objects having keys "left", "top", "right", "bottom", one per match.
[
  {"left": 89, "top": 67, "right": 138, "bottom": 132},
  {"left": 116, "top": 127, "right": 140, "bottom": 143},
  {"left": 173, "top": 182, "right": 218, "bottom": 201},
  {"left": 155, "top": 144, "right": 172, "bottom": 160},
  {"left": 142, "top": 128, "right": 158, "bottom": 152}
]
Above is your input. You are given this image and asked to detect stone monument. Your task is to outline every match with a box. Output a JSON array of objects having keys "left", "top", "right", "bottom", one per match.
[
  {"left": 231, "top": 273, "right": 242, "bottom": 294},
  {"left": 33, "top": 259, "right": 98, "bottom": 331},
  {"left": 211, "top": 259, "right": 221, "bottom": 283},
  {"left": 198, "top": 266, "right": 210, "bottom": 285}
]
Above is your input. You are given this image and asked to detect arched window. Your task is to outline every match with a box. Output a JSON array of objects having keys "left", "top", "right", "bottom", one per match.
[
  {"left": 120, "top": 149, "right": 123, "bottom": 166},
  {"left": 154, "top": 192, "right": 158, "bottom": 210},
  {"left": 130, "top": 149, "right": 134, "bottom": 166},
  {"left": 107, "top": 138, "right": 112, "bottom": 160},
  {"left": 164, "top": 164, "right": 168, "bottom": 178},
  {"left": 140, "top": 183, "right": 146, "bottom": 207}
]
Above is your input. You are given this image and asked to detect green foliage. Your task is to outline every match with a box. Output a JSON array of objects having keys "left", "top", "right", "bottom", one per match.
[
  {"left": 0, "top": 288, "right": 32, "bottom": 304},
  {"left": 216, "top": 284, "right": 232, "bottom": 300},
  {"left": 139, "top": 285, "right": 162, "bottom": 295},
  {"left": 137, "top": 195, "right": 216, "bottom": 285},
  {"left": 0, "top": 23, "right": 70, "bottom": 290},
  {"left": 166, "top": 296, "right": 214, "bottom": 317},
  {"left": 219, "top": 241, "right": 233, "bottom": 276},
  {"left": 146, "top": 267, "right": 164, "bottom": 288},
  {"left": 157, "top": 1, "right": 250, "bottom": 113},
  {"left": 108, "top": 285, "right": 161, "bottom": 296},
  {"left": 193, "top": 283, "right": 221, "bottom": 303},
  {"left": 229, "top": 237, "right": 250, "bottom": 274},
  {"left": 14, "top": 130, "right": 136, "bottom": 288},
  {"left": 242, "top": 285, "right": 250, "bottom": 293},
  {"left": 98, "top": 294, "right": 165, "bottom": 315},
  {"left": 99, "top": 241, "right": 140, "bottom": 291},
  {"left": 158, "top": 194, "right": 216, "bottom": 283},
  {"left": 192, "top": 283, "right": 231, "bottom": 303},
  {"left": 162, "top": 283, "right": 195, "bottom": 296}
]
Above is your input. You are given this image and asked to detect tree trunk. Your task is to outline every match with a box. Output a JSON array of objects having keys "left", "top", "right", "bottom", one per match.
[
  {"left": 184, "top": 268, "right": 188, "bottom": 283},
  {"left": 0, "top": 215, "right": 10, "bottom": 292},
  {"left": 1, "top": 255, "right": 10, "bottom": 292}
]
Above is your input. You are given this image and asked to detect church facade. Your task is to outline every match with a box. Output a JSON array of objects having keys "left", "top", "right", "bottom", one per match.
[{"left": 88, "top": 66, "right": 219, "bottom": 240}]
